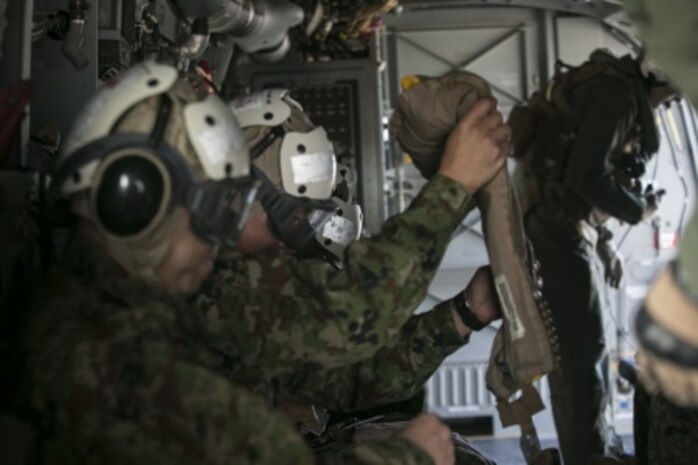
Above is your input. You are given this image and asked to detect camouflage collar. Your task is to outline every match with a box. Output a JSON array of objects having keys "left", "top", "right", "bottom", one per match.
[{"left": 61, "top": 233, "right": 172, "bottom": 308}]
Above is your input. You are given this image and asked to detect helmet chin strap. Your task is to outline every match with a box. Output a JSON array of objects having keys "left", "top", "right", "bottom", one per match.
[
  {"left": 250, "top": 125, "right": 286, "bottom": 160},
  {"left": 149, "top": 93, "right": 173, "bottom": 145}
]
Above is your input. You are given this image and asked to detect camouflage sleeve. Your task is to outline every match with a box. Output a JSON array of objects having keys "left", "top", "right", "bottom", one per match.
[
  {"left": 187, "top": 173, "right": 472, "bottom": 381},
  {"left": 35, "top": 327, "right": 317, "bottom": 465},
  {"left": 284, "top": 301, "right": 466, "bottom": 411},
  {"left": 31, "top": 311, "right": 437, "bottom": 465}
]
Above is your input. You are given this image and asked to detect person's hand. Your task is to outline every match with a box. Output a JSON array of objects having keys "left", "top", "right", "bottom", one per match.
[
  {"left": 397, "top": 414, "right": 455, "bottom": 465},
  {"left": 597, "top": 240, "right": 624, "bottom": 289},
  {"left": 451, "top": 266, "right": 502, "bottom": 336},
  {"left": 465, "top": 266, "right": 502, "bottom": 324},
  {"left": 438, "top": 98, "right": 510, "bottom": 194}
]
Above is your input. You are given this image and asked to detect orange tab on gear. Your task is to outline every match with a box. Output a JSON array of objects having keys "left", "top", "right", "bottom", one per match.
[{"left": 400, "top": 75, "right": 421, "bottom": 91}]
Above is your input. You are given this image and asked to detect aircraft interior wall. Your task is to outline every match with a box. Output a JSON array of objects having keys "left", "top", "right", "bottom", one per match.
[{"left": 2, "top": 0, "right": 698, "bottom": 459}]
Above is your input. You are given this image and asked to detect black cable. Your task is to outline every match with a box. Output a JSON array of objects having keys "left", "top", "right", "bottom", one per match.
[
  {"left": 150, "top": 95, "right": 174, "bottom": 145},
  {"left": 200, "top": 75, "right": 223, "bottom": 98}
]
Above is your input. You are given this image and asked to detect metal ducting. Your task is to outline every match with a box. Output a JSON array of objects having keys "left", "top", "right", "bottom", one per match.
[{"left": 175, "top": 0, "right": 303, "bottom": 62}]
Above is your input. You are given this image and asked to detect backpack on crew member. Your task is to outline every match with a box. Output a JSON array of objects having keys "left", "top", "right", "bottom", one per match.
[{"left": 509, "top": 49, "right": 641, "bottom": 218}]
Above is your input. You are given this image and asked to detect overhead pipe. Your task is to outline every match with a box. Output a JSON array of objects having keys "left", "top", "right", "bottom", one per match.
[{"left": 175, "top": 0, "right": 303, "bottom": 62}]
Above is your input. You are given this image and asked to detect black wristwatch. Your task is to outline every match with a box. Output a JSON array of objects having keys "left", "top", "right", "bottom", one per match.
[{"left": 451, "top": 292, "right": 488, "bottom": 331}]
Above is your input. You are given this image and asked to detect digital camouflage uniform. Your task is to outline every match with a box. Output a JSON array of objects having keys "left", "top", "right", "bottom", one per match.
[
  {"left": 623, "top": 1, "right": 698, "bottom": 463},
  {"left": 643, "top": 393, "right": 698, "bottom": 465},
  {"left": 182, "top": 173, "right": 472, "bottom": 383},
  {"left": 183, "top": 174, "right": 494, "bottom": 464},
  {"left": 522, "top": 64, "right": 656, "bottom": 465},
  {"left": 18, "top": 236, "right": 435, "bottom": 465}
]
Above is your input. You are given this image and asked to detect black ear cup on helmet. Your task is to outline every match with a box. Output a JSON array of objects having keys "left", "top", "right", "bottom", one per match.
[
  {"left": 55, "top": 132, "right": 258, "bottom": 247},
  {"left": 95, "top": 155, "right": 166, "bottom": 237}
]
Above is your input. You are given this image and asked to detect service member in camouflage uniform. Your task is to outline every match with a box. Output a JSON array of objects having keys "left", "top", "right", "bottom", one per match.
[
  {"left": 183, "top": 169, "right": 478, "bottom": 379},
  {"left": 188, "top": 254, "right": 499, "bottom": 403},
  {"left": 182, "top": 95, "right": 509, "bottom": 379},
  {"left": 180, "top": 96, "right": 510, "bottom": 465},
  {"left": 187, "top": 247, "right": 501, "bottom": 463},
  {"left": 621, "top": 2, "right": 698, "bottom": 464},
  {"left": 188, "top": 251, "right": 501, "bottom": 465},
  {"left": 15, "top": 62, "right": 456, "bottom": 465},
  {"left": 512, "top": 49, "right": 677, "bottom": 465}
]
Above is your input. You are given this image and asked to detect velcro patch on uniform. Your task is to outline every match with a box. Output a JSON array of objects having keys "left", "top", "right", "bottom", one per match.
[{"left": 495, "top": 275, "right": 526, "bottom": 341}]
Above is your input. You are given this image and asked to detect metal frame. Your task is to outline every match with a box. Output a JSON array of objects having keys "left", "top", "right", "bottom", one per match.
[
  {"left": 30, "top": 0, "right": 100, "bottom": 140},
  {"left": 537, "top": 9, "right": 557, "bottom": 86},
  {"left": 0, "top": 0, "right": 34, "bottom": 166},
  {"left": 391, "top": 27, "right": 525, "bottom": 104},
  {"left": 98, "top": 0, "right": 125, "bottom": 40},
  {"left": 399, "top": 0, "right": 625, "bottom": 19},
  {"left": 384, "top": 7, "right": 555, "bottom": 211},
  {"left": 387, "top": 0, "right": 639, "bottom": 72},
  {"left": 682, "top": 103, "right": 698, "bottom": 184}
]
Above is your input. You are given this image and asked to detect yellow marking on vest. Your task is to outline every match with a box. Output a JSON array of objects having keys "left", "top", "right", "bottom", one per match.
[{"left": 400, "top": 75, "right": 421, "bottom": 91}]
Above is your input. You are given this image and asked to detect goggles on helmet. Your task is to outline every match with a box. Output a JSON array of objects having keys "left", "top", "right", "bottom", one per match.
[{"left": 54, "top": 93, "right": 258, "bottom": 248}]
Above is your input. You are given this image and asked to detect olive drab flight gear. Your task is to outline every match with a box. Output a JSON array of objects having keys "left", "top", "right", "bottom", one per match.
[
  {"left": 389, "top": 70, "right": 560, "bottom": 465},
  {"left": 510, "top": 49, "right": 659, "bottom": 220},
  {"left": 509, "top": 48, "right": 665, "bottom": 465}
]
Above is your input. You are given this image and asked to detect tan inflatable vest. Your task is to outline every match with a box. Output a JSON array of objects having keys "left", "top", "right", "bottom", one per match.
[{"left": 389, "top": 71, "right": 560, "bottom": 465}]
